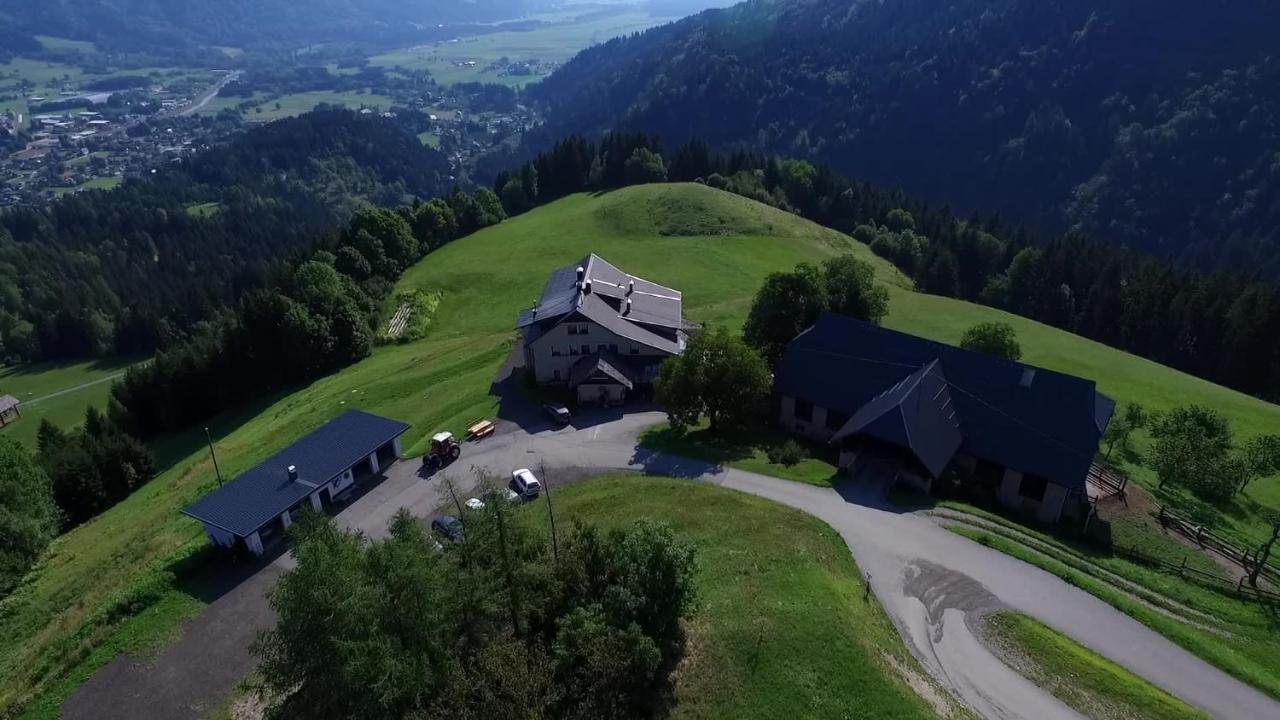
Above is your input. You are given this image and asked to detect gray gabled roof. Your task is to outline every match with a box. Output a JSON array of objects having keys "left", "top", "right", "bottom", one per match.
[
  {"left": 832, "top": 360, "right": 962, "bottom": 478},
  {"left": 0, "top": 395, "right": 18, "bottom": 412},
  {"left": 516, "top": 254, "right": 689, "bottom": 355},
  {"left": 568, "top": 352, "right": 636, "bottom": 390},
  {"left": 182, "top": 410, "right": 409, "bottom": 537},
  {"left": 777, "top": 313, "right": 1114, "bottom": 490}
]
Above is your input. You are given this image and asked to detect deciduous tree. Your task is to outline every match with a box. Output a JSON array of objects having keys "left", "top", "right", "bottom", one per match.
[
  {"left": 960, "top": 322, "right": 1023, "bottom": 361},
  {"left": 656, "top": 328, "right": 771, "bottom": 432}
]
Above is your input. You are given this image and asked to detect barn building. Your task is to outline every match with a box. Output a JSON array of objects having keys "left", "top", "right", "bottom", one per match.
[
  {"left": 775, "top": 313, "right": 1115, "bottom": 524},
  {"left": 183, "top": 410, "right": 408, "bottom": 556}
]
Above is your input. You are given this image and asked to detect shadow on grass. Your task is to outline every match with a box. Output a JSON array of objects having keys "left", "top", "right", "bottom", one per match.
[
  {"left": 147, "top": 389, "right": 292, "bottom": 473},
  {"left": 640, "top": 424, "right": 756, "bottom": 466}
]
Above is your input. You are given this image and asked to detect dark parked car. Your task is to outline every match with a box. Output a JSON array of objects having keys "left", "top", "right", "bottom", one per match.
[
  {"left": 543, "top": 403, "right": 571, "bottom": 425},
  {"left": 431, "top": 515, "right": 464, "bottom": 541}
]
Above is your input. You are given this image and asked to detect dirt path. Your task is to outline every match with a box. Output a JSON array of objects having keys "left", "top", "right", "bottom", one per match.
[{"left": 23, "top": 372, "right": 126, "bottom": 406}]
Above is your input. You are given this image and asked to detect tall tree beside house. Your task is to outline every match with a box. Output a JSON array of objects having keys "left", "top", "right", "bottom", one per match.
[
  {"left": 0, "top": 436, "right": 59, "bottom": 596},
  {"left": 1237, "top": 435, "right": 1280, "bottom": 494},
  {"left": 743, "top": 263, "right": 830, "bottom": 367},
  {"left": 744, "top": 257, "right": 889, "bottom": 368},
  {"left": 822, "top": 256, "right": 889, "bottom": 326},
  {"left": 656, "top": 327, "right": 771, "bottom": 433},
  {"left": 959, "top": 322, "right": 1023, "bottom": 361},
  {"left": 1102, "top": 403, "right": 1148, "bottom": 461},
  {"left": 1148, "top": 406, "right": 1236, "bottom": 502}
]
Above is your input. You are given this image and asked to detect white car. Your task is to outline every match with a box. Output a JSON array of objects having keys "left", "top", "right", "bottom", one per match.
[
  {"left": 465, "top": 497, "right": 485, "bottom": 511},
  {"left": 512, "top": 468, "right": 542, "bottom": 498}
]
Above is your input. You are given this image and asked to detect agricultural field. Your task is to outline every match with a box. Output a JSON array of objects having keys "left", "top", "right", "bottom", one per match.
[
  {"left": 52, "top": 176, "right": 122, "bottom": 196},
  {"left": 34, "top": 36, "right": 99, "bottom": 54},
  {"left": 0, "top": 357, "right": 140, "bottom": 448},
  {"left": 416, "top": 131, "right": 441, "bottom": 148},
  {"left": 369, "top": 9, "right": 680, "bottom": 87},
  {"left": 237, "top": 90, "right": 395, "bottom": 122},
  {"left": 3, "top": 183, "right": 1280, "bottom": 716}
]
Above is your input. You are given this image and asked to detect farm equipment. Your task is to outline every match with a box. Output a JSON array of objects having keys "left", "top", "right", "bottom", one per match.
[{"left": 423, "top": 431, "right": 461, "bottom": 471}]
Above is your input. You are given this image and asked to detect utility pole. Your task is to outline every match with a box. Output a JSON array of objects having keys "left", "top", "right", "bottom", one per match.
[
  {"left": 541, "top": 459, "right": 559, "bottom": 565},
  {"left": 205, "top": 427, "right": 223, "bottom": 486},
  {"left": 443, "top": 474, "right": 465, "bottom": 516}
]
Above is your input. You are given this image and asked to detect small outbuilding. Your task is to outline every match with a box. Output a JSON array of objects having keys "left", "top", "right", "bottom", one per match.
[
  {"left": 183, "top": 410, "right": 409, "bottom": 556},
  {"left": 0, "top": 394, "right": 21, "bottom": 426}
]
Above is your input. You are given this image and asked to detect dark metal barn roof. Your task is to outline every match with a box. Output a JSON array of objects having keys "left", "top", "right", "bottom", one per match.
[{"left": 182, "top": 410, "right": 409, "bottom": 537}]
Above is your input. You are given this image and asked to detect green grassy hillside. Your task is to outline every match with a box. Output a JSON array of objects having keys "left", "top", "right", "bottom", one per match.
[
  {"left": 3, "top": 182, "right": 1278, "bottom": 716},
  {"left": 533, "top": 476, "right": 959, "bottom": 719},
  {"left": 0, "top": 357, "right": 141, "bottom": 448}
]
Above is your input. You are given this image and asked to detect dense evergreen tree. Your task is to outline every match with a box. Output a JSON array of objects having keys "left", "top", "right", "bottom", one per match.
[
  {"left": 527, "top": 0, "right": 1280, "bottom": 280},
  {"left": 0, "top": 437, "right": 59, "bottom": 596}
]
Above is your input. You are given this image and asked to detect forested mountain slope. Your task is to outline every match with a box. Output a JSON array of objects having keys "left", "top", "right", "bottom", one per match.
[
  {"left": 0, "top": 109, "right": 450, "bottom": 360},
  {"left": 528, "top": 0, "right": 1280, "bottom": 278},
  {"left": 0, "top": 0, "right": 530, "bottom": 51}
]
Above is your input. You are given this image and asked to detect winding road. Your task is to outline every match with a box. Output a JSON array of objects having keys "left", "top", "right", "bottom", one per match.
[{"left": 64, "top": 407, "right": 1280, "bottom": 720}]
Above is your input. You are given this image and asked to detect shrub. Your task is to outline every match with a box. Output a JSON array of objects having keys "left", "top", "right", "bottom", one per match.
[{"left": 767, "top": 439, "right": 808, "bottom": 467}]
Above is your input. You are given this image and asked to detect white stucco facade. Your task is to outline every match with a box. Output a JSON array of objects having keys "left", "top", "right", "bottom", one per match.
[{"left": 527, "top": 319, "right": 671, "bottom": 384}]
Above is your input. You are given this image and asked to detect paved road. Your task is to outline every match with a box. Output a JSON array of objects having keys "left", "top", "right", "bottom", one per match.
[
  {"left": 178, "top": 71, "right": 240, "bottom": 117},
  {"left": 64, "top": 408, "right": 1280, "bottom": 719}
]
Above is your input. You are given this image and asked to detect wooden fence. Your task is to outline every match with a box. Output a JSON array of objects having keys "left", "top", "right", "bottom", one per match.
[
  {"left": 1113, "top": 542, "right": 1280, "bottom": 605},
  {"left": 1155, "top": 505, "right": 1280, "bottom": 588},
  {"left": 1087, "top": 463, "right": 1128, "bottom": 500}
]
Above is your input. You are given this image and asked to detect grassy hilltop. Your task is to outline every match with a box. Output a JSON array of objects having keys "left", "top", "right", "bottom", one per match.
[{"left": 3, "top": 183, "right": 1279, "bottom": 716}]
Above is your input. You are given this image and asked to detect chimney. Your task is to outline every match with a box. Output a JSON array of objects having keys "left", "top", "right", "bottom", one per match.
[
  {"left": 624, "top": 298, "right": 632, "bottom": 315},
  {"left": 575, "top": 266, "right": 585, "bottom": 283},
  {"left": 627, "top": 279, "right": 634, "bottom": 295},
  {"left": 582, "top": 279, "right": 592, "bottom": 294},
  {"left": 287, "top": 465, "right": 299, "bottom": 482}
]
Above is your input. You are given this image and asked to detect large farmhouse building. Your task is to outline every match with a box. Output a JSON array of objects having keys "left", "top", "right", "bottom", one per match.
[
  {"left": 517, "top": 254, "right": 693, "bottom": 405},
  {"left": 183, "top": 410, "right": 408, "bottom": 556},
  {"left": 776, "top": 313, "right": 1115, "bottom": 524}
]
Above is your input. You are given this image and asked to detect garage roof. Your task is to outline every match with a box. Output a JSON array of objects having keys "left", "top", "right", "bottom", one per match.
[{"left": 182, "top": 410, "right": 410, "bottom": 538}]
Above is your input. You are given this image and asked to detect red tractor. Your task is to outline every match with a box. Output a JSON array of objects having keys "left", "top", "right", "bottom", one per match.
[{"left": 423, "top": 431, "right": 461, "bottom": 471}]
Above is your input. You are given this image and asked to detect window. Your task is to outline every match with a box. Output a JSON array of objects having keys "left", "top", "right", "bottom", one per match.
[
  {"left": 826, "top": 409, "right": 849, "bottom": 431},
  {"left": 794, "top": 398, "right": 813, "bottom": 422},
  {"left": 609, "top": 343, "right": 618, "bottom": 353},
  {"left": 597, "top": 344, "right": 607, "bottom": 353},
  {"left": 567, "top": 325, "right": 578, "bottom": 335},
  {"left": 1018, "top": 474, "right": 1048, "bottom": 502},
  {"left": 551, "top": 345, "right": 561, "bottom": 356},
  {"left": 569, "top": 345, "right": 579, "bottom": 356},
  {"left": 577, "top": 324, "right": 589, "bottom": 335},
  {"left": 630, "top": 344, "right": 640, "bottom": 355},
  {"left": 581, "top": 344, "right": 589, "bottom": 356},
  {"left": 553, "top": 369, "right": 561, "bottom": 381}
]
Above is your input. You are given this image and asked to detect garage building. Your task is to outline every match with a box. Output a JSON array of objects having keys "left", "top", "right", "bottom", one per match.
[{"left": 183, "top": 410, "right": 409, "bottom": 556}]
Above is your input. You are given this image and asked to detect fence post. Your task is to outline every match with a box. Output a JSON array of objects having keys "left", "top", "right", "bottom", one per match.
[{"left": 1179, "top": 557, "right": 1186, "bottom": 576}]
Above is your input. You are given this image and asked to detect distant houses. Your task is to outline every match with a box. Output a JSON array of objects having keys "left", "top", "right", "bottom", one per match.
[
  {"left": 775, "top": 313, "right": 1115, "bottom": 524},
  {"left": 516, "top": 254, "right": 694, "bottom": 406}
]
